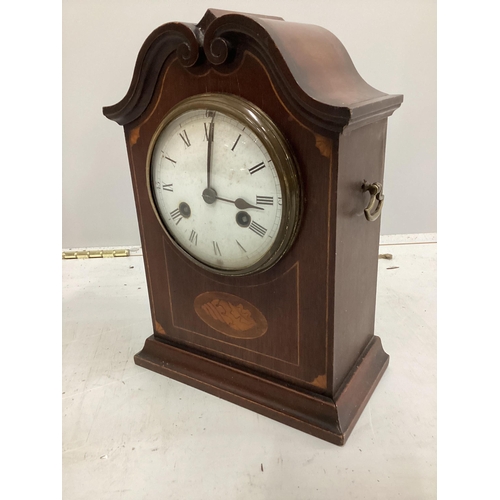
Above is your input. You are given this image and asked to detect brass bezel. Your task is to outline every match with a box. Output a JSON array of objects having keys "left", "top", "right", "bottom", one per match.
[{"left": 147, "top": 93, "right": 301, "bottom": 276}]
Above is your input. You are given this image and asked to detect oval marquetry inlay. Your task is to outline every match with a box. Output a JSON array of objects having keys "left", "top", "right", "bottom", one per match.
[{"left": 194, "top": 291, "right": 268, "bottom": 339}]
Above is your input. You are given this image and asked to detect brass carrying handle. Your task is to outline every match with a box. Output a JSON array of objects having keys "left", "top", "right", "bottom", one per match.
[{"left": 362, "top": 181, "right": 384, "bottom": 222}]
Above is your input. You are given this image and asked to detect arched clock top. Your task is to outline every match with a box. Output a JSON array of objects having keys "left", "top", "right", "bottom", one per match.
[{"left": 103, "top": 8, "right": 402, "bottom": 131}]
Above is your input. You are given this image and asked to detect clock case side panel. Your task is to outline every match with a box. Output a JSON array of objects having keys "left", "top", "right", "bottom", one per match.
[{"left": 332, "top": 119, "right": 390, "bottom": 397}]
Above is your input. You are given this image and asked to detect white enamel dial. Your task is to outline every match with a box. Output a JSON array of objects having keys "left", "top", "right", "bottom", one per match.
[{"left": 150, "top": 106, "right": 287, "bottom": 273}]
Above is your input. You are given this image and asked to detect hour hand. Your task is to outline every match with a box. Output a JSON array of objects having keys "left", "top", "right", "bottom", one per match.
[
  {"left": 214, "top": 195, "right": 264, "bottom": 210},
  {"left": 234, "top": 198, "right": 264, "bottom": 211}
]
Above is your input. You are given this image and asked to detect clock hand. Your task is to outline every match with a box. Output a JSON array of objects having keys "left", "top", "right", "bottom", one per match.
[
  {"left": 206, "top": 113, "right": 215, "bottom": 188},
  {"left": 235, "top": 198, "right": 264, "bottom": 211},
  {"left": 215, "top": 196, "right": 264, "bottom": 211},
  {"left": 202, "top": 187, "right": 264, "bottom": 210}
]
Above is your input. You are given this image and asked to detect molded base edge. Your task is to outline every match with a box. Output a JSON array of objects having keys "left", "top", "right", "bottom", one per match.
[{"left": 134, "top": 335, "right": 388, "bottom": 445}]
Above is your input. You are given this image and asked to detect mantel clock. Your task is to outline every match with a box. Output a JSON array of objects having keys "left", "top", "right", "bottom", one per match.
[{"left": 103, "top": 9, "right": 403, "bottom": 445}]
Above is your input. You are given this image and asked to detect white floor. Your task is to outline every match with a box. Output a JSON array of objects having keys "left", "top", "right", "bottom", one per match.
[{"left": 62, "top": 241, "right": 436, "bottom": 499}]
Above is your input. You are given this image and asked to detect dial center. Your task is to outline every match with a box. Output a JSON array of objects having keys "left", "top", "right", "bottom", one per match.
[{"left": 202, "top": 187, "right": 217, "bottom": 204}]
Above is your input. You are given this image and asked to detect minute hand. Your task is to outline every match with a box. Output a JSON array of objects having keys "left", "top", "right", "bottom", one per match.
[
  {"left": 215, "top": 196, "right": 264, "bottom": 211},
  {"left": 206, "top": 114, "right": 215, "bottom": 188}
]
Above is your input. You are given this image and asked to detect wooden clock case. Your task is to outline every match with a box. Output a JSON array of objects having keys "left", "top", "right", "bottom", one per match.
[{"left": 103, "top": 9, "right": 403, "bottom": 445}]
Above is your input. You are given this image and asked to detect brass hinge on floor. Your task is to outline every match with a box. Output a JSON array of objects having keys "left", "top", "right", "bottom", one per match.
[{"left": 62, "top": 249, "right": 130, "bottom": 260}]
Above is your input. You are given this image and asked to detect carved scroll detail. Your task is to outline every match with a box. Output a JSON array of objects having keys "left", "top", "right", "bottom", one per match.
[
  {"left": 207, "top": 37, "right": 230, "bottom": 65},
  {"left": 176, "top": 24, "right": 203, "bottom": 68}
]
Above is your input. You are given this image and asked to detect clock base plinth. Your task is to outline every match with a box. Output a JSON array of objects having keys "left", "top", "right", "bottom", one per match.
[{"left": 134, "top": 335, "right": 389, "bottom": 445}]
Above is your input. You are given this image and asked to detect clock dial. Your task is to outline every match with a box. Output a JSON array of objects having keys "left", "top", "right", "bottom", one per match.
[{"left": 149, "top": 95, "right": 299, "bottom": 275}]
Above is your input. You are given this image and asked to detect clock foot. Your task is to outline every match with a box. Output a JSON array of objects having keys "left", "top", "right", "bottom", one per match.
[{"left": 134, "top": 334, "right": 389, "bottom": 445}]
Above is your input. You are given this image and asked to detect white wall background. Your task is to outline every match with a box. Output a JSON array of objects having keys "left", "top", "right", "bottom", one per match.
[{"left": 62, "top": 0, "right": 436, "bottom": 248}]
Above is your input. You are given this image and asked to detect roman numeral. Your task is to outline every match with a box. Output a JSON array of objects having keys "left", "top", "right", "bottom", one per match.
[
  {"left": 249, "top": 162, "right": 265, "bottom": 175},
  {"left": 213, "top": 241, "right": 222, "bottom": 256},
  {"left": 249, "top": 221, "right": 267, "bottom": 238},
  {"left": 256, "top": 195, "right": 273, "bottom": 206},
  {"left": 170, "top": 208, "right": 182, "bottom": 225},
  {"left": 204, "top": 121, "right": 215, "bottom": 142},
  {"left": 231, "top": 134, "right": 241, "bottom": 151},
  {"left": 236, "top": 240, "right": 247, "bottom": 253},
  {"left": 162, "top": 153, "right": 176, "bottom": 165},
  {"left": 204, "top": 111, "right": 216, "bottom": 141},
  {"left": 179, "top": 130, "right": 191, "bottom": 147},
  {"left": 154, "top": 180, "right": 173, "bottom": 192},
  {"left": 189, "top": 230, "right": 198, "bottom": 246}
]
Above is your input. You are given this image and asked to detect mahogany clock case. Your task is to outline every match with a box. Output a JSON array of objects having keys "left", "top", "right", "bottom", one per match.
[{"left": 103, "top": 9, "right": 403, "bottom": 445}]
